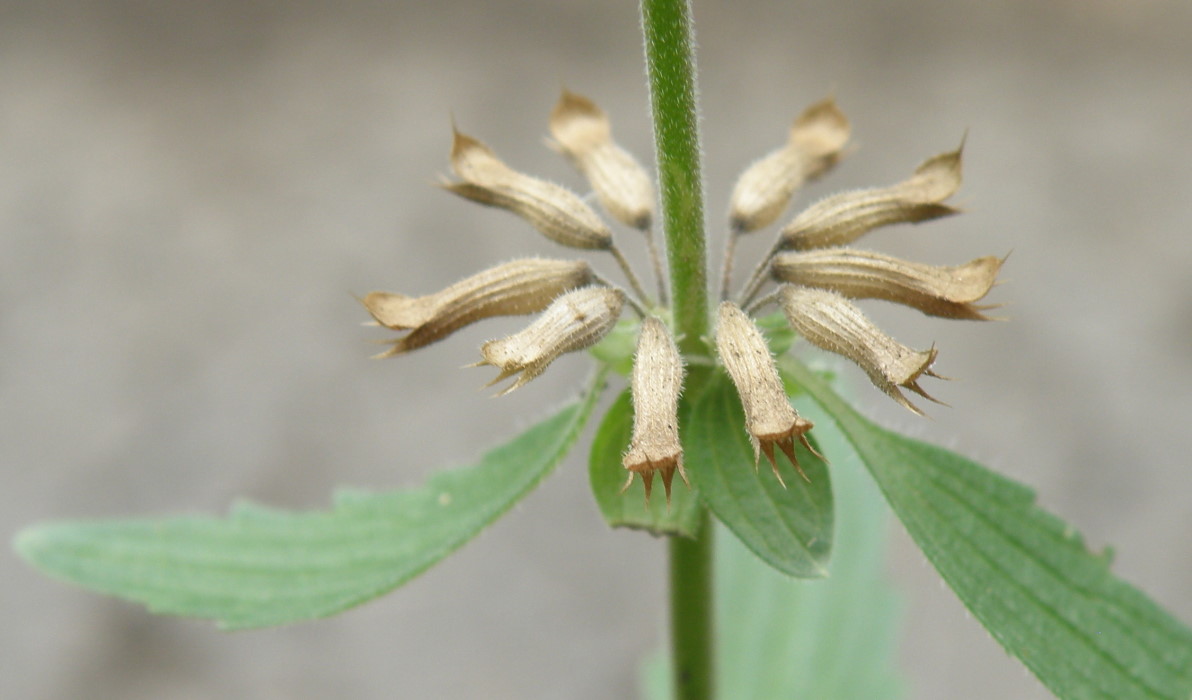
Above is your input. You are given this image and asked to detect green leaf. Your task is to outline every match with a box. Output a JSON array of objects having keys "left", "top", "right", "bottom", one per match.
[
  {"left": 588, "top": 388, "right": 701, "bottom": 537},
  {"left": 641, "top": 389, "right": 902, "bottom": 700},
  {"left": 686, "top": 369, "right": 833, "bottom": 578},
  {"left": 754, "top": 311, "right": 798, "bottom": 356},
  {"left": 15, "top": 373, "right": 605, "bottom": 630},
  {"left": 714, "top": 392, "right": 902, "bottom": 699},
  {"left": 783, "top": 355, "right": 1192, "bottom": 700},
  {"left": 588, "top": 317, "right": 640, "bottom": 376}
]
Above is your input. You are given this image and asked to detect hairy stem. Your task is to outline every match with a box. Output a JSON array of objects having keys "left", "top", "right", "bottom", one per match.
[
  {"left": 669, "top": 510, "right": 715, "bottom": 700},
  {"left": 642, "top": 1, "right": 715, "bottom": 699},
  {"left": 642, "top": 0, "right": 708, "bottom": 357}
]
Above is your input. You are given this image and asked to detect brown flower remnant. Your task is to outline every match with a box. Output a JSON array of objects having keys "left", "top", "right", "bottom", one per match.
[
  {"left": 779, "top": 146, "right": 963, "bottom": 251},
  {"left": 549, "top": 90, "right": 655, "bottom": 232},
  {"left": 476, "top": 285, "right": 624, "bottom": 395},
  {"left": 716, "top": 301, "right": 817, "bottom": 485},
  {"left": 622, "top": 317, "right": 687, "bottom": 504},
  {"left": 363, "top": 258, "right": 593, "bottom": 357},
  {"left": 729, "top": 99, "right": 852, "bottom": 234},
  {"left": 771, "top": 249, "right": 1003, "bottom": 320},
  {"left": 779, "top": 286, "right": 942, "bottom": 415},
  {"left": 442, "top": 129, "right": 614, "bottom": 251}
]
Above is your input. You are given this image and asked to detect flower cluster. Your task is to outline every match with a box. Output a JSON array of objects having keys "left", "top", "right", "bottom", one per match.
[{"left": 362, "top": 91, "right": 1000, "bottom": 502}]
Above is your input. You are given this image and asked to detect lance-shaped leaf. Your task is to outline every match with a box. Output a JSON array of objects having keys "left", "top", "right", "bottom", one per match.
[
  {"left": 442, "top": 129, "right": 613, "bottom": 250},
  {"left": 772, "top": 249, "right": 1003, "bottom": 320},
  {"left": 781, "top": 355, "right": 1192, "bottom": 700},
  {"left": 729, "top": 98, "right": 851, "bottom": 233},
  {"left": 549, "top": 90, "right": 655, "bottom": 231},
  {"left": 780, "top": 285, "right": 940, "bottom": 414},
  {"left": 643, "top": 382, "right": 902, "bottom": 700},
  {"left": 363, "top": 258, "right": 594, "bottom": 356},
  {"left": 780, "top": 146, "right": 962, "bottom": 250},
  {"left": 685, "top": 369, "right": 832, "bottom": 578},
  {"left": 14, "top": 372, "right": 605, "bottom": 630},
  {"left": 477, "top": 285, "right": 624, "bottom": 394}
]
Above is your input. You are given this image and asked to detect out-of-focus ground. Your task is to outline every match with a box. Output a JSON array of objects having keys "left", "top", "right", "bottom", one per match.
[{"left": 3, "top": 1, "right": 1191, "bottom": 698}]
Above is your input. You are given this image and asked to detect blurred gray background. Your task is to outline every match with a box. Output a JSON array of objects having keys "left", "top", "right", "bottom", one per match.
[{"left": 4, "top": 1, "right": 1191, "bottom": 698}]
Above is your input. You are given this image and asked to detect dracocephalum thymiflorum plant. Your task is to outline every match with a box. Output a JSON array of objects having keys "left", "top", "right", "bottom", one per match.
[
  {"left": 363, "top": 90, "right": 995, "bottom": 498},
  {"left": 15, "top": 2, "right": 1192, "bottom": 699}
]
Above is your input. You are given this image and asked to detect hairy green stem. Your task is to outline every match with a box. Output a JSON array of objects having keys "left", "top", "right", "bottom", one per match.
[
  {"left": 668, "top": 510, "right": 715, "bottom": 700},
  {"left": 642, "top": 1, "right": 714, "bottom": 699},
  {"left": 641, "top": 0, "right": 708, "bottom": 357}
]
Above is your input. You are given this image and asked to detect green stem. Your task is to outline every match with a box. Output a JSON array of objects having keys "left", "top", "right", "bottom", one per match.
[
  {"left": 641, "top": 0, "right": 708, "bottom": 357},
  {"left": 669, "top": 510, "right": 715, "bottom": 700},
  {"left": 642, "top": 2, "right": 715, "bottom": 699}
]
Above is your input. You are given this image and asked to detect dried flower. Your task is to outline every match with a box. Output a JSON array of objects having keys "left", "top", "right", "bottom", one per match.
[
  {"left": 779, "top": 146, "right": 962, "bottom": 251},
  {"left": 622, "top": 317, "right": 687, "bottom": 504},
  {"left": 779, "top": 285, "right": 941, "bottom": 414},
  {"left": 364, "top": 258, "right": 594, "bottom": 357},
  {"left": 476, "top": 286, "right": 624, "bottom": 395},
  {"left": 442, "top": 129, "right": 614, "bottom": 250},
  {"left": 729, "top": 98, "right": 851, "bottom": 233},
  {"left": 716, "top": 301, "right": 816, "bottom": 484},
  {"left": 771, "top": 249, "right": 1002, "bottom": 320},
  {"left": 549, "top": 90, "right": 655, "bottom": 231}
]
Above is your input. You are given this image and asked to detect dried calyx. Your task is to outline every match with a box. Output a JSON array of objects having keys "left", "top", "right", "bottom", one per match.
[
  {"left": 476, "top": 285, "right": 625, "bottom": 395},
  {"left": 729, "top": 98, "right": 851, "bottom": 234},
  {"left": 771, "top": 249, "right": 1002, "bottom": 320},
  {"left": 363, "top": 258, "right": 594, "bottom": 357},
  {"left": 622, "top": 317, "right": 687, "bottom": 504},
  {"left": 779, "top": 285, "right": 942, "bottom": 415},
  {"left": 442, "top": 129, "right": 614, "bottom": 251},
  {"left": 779, "top": 146, "right": 963, "bottom": 251},
  {"left": 549, "top": 90, "right": 655, "bottom": 232},
  {"left": 716, "top": 301, "right": 818, "bottom": 485}
]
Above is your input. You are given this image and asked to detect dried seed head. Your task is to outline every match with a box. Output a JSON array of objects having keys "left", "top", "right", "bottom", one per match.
[
  {"left": 780, "top": 285, "right": 942, "bottom": 414},
  {"left": 442, "top": 129, "right": 613, "bottom": 250},
  {"left": 780, "top": 146, "right": 963, "bottom": 250},
  {"left": 476, "top": 285, "right": 624, "bottom": 395},
  {"left": 622, "top": 317, "right": 687, "bottom": 504},
  {"left": 729, "top": 98, "right": 851, "bottom": 233},
  {"left": 771, "top": 249, "right": 1003, "bottom": 320},
  {"left": 715, "top": 302, "right": 816, "bottom": 484},
  {"left": 363, "top": 258, "right": 594, "bottom": 357},
  {"left": 549, "top": 90, "right": 655, "bottom": 231}
]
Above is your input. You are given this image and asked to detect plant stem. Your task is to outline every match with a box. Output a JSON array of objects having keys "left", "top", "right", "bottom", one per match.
[
  {"left": 669, "top": 510, "right": 715, "bottom": 700},
  {"left": 641, "top": 0, "right": 708, "bottom": 357},
  {"left": 642, "top": 1, "right": 715, "bottom": 699}
]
